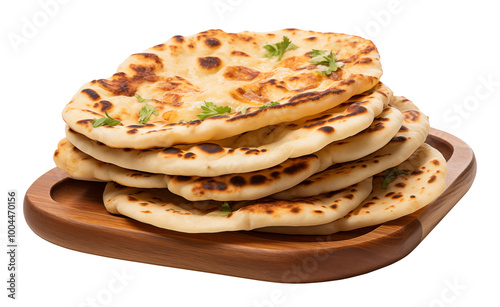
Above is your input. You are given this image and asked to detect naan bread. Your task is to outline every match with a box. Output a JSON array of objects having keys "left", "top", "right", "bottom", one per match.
[
  {"left": 66, "top": 83, "right": 391, "bottom": 176},
  {"left": 55, "top": 102, "right": 401, "bottom": 201},
  {"left": 313, "top": 104, "right": 403, "bottom": 171},
  {"left": 62, "top": 29, "right": 382, "bottom": 149},
  {"left": 53, "top": 138, "right": 168, "bottom": 188},
  {"left": 168, "top": 105, "right": 402, "bottom": 200},
  {"left": 102, "top": 178, "right": 373, "bottom": 233},
  {"left": 274, "top": 97, "right": 429, "bottom": 198},
  {"left": 260, "top": 143, "right": 447, "bottom": 235},
  {"left": 167, "top": 155, "right": 320, "bottom": 201},
  {"left": 54, "top": 138, "right": 321, "bottom": 200}
]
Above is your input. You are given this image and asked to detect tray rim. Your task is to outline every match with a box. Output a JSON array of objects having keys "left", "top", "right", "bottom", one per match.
[{"left": 23, "top": 128, "right": 477, "bottom": 283}]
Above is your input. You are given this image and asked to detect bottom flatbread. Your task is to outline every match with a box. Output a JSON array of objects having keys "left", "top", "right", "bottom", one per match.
[{"left": 259, "top": 143, "right": 447, "bottom": 235}]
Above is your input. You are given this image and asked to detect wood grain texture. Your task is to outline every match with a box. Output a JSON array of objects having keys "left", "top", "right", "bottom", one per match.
[{"left": 23, "top": 128, "right": 476, "bottom": 283}]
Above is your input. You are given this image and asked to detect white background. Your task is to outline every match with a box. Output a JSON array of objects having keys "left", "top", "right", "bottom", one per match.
[{"left": 1, "top": 0, "right": 499, "bottom": 306}]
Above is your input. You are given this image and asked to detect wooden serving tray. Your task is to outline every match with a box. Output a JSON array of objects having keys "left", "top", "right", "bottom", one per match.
[{"left": 24, "top": 128, "right": 476, "bottom": 283}]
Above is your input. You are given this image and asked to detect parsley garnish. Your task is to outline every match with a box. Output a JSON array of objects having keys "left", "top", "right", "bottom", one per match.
[
  {"left": 259, "top": 101, "right": 280, "bottom": 109},
  {"left": 309, "top": 49, "right": 325, "bottom": 57},
  {"left": 197, "top": 101, "right": 232, "bottom": 120},
  {"left": 220, "top": 202, "right": 232, "bottom": 216},
  {"left": 135, "top": 94, "right": 151, "bottom": 103},
  {"left": 308, "top": 50, "right": 344, "bottom": 75},
  {"left": 138, "top": 105, "right": 159, "bottom": 124},
  {"left": 365, "top": 86, "right": 377, "bottom": 94},
  {"left": 381, "top": 167, "right": 408, "bottom": 189},
  {"left": 263, "top": 36, "right": 298, "bottom": 61},
  {"left": 92, "top": 111, "right": 121, "bottom": 128}
]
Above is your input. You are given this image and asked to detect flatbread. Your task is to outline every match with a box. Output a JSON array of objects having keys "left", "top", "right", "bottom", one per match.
[
  {"left": 55, "top": 102, "right": 401, "bottom": 201},
  {"left": 167, "top": 155, "right": 320, "bottom": 201},
  {"left": 273, "top": 97, "right": 429, "bottom": 198},
  {"left": 54, "top": 138, "right": 321, "bottom": 200},
  {"left": 66, "top": 83, "right": 391, "bottom": 176},
  {"left": 313, "top": 103, "right": 403, "bottom": 171},
  {"left": 102, "top": 178, "right": 373, "bottom": 233},
  {"left": 62, "top": 29, "right": 382, "bottom": 149},
  {"left": 167, "top": 105, "right": 402, "bottom": 201},
  {"left": 260, "top": 143, "right": 447, "bottom": 235},
  {"left": 53, "top": 138, "right": 168, "bottom": 188}
]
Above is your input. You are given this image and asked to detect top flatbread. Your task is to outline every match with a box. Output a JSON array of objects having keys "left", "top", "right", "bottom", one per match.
[{"left": 62, "top": 29, "right": 382, "bottom": 149}]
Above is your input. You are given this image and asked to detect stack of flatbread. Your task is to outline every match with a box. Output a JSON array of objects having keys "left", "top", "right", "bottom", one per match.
[{"left": 54, "top": 29, "right": 447, "bottom": 235}]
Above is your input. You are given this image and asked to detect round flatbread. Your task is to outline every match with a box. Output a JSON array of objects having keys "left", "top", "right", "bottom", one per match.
[
  {"left": 55, "top": 102, "right": 400, "bottom": 201},
  {"left": 66, "top": 83, "right": 391, "bottom": 176},
  {"left": 102, "top": 177, "right": 373, "bottom": 233},
  {"left": 260, "top": 143, "right": 447, "bottom": 235},
  {"left": 62, "top": 29, "right": 382, "bottom": 149}
]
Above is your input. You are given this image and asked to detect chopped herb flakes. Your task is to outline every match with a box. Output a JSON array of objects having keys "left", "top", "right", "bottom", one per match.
[
  {"left": 92, "top": 111, "right": 121, "bottom": 128},
  {"left": 381, "top": 167, "right": 408, "bottom": 189},
  {"left": 263, "top": 36, "right": 298, "bottom": 61},
  {"left": 308, "top": 50, "right": 344, "bottom": 75},
  {"left": 220, "top": 202, "right": 232, "bottom": 216},
  {"left": 135, "top": 94, "right": 152, "bottom": 103},
  {"left": 259, "top": 101, "right": 280, "bottom": 109},
  {"left": 138, "top": 105, "right": 159, "bottom": 124},
  {"left": 197, "top": 101, "right": 232, "bottom": 120}
]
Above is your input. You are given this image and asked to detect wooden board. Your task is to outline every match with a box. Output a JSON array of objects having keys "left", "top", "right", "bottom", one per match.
[{"left": 23, "top": 128, "right": 476, "bottom": 283}]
